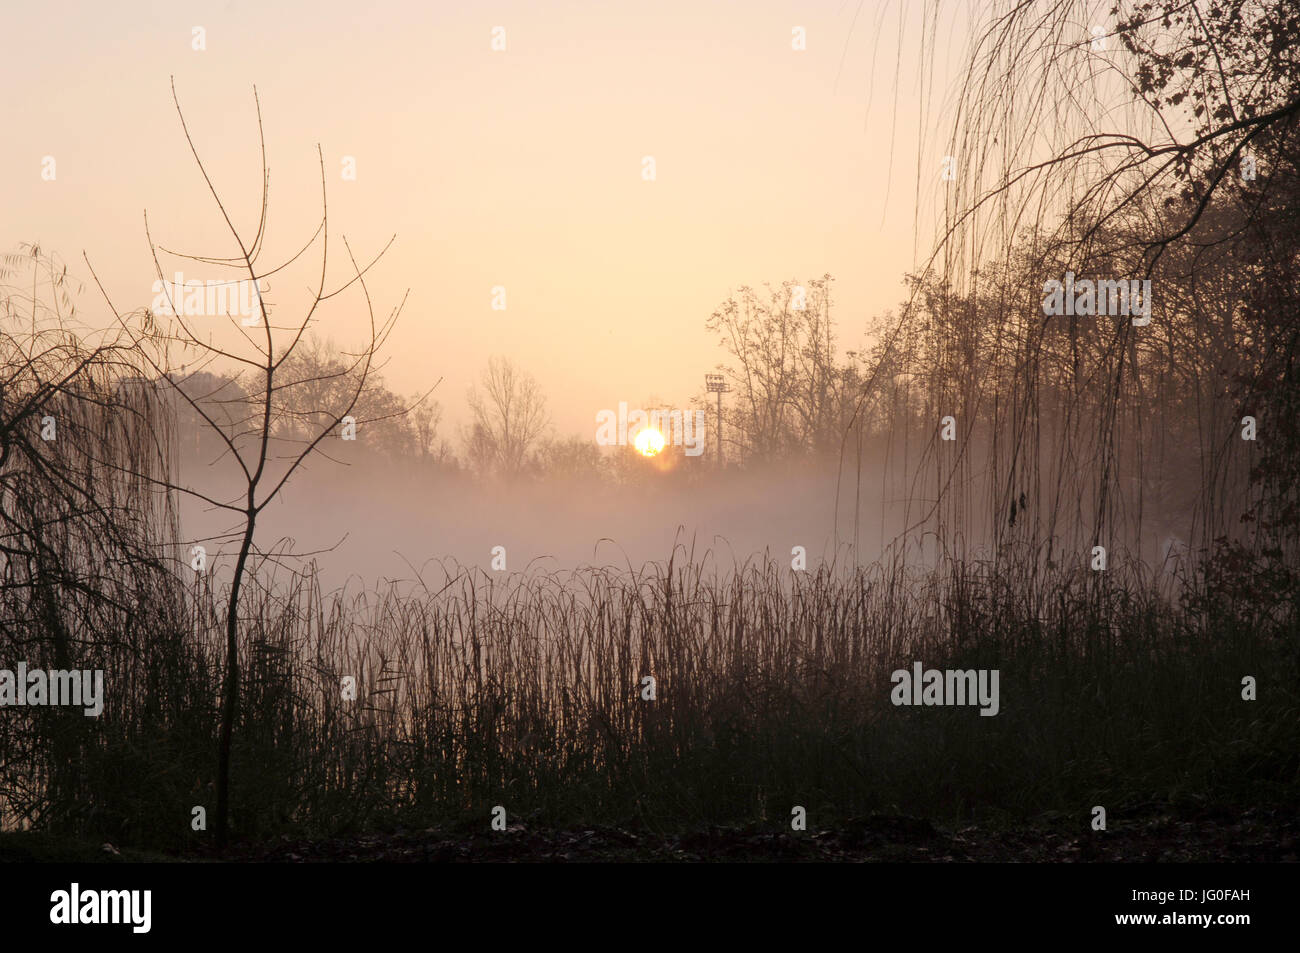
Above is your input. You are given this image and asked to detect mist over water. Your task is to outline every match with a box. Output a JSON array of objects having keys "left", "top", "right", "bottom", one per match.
[
  {"left": 172, "top": 430, "right": 1199, "bottom": 599},
  {"left": 2, "top": 0, "right": 1294, "bottom": 882},
  {"left": 177, "top": 453, "right": 904, "bottom": 593}
]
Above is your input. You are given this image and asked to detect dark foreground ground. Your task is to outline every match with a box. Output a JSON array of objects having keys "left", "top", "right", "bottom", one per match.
[{"left": 3, "top": 799, "right": 1296, "bottom": 862}]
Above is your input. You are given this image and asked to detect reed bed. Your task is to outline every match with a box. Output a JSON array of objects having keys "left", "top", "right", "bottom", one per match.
[{"left": 4, "top": 542, "right": 1292, "bottom": 852}]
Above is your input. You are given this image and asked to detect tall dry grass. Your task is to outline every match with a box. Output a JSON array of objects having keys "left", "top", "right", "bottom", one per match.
[{"left": 5, "top": 537, "right": 1292, "bottom": 850}]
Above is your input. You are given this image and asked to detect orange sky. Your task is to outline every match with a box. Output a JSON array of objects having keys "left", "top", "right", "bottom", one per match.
[{"left": 3, "top": 0, "right": 971, "bottom": 438}]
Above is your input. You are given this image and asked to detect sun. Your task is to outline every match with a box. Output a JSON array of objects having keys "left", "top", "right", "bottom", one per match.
[{"left": 633, "top": 427, "right": 666, "bottom": 457}]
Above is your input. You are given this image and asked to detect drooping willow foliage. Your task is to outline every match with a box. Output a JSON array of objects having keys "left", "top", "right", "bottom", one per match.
[
  {"left": 843, "top": 1, "right": 1299, "bottom": 599},
  {"left": 0, "top": 7, "right": 1294, "bottom": 848},
  {"left": 0, "top": 244, "right": 200, "bottom": 831}
]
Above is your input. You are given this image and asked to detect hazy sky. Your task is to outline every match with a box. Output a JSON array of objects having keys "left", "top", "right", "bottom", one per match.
[{"left": 3, "top": 0, "right": 971, "bottom": 438}]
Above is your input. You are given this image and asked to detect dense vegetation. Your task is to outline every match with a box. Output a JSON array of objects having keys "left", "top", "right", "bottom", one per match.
[{"left": 1, "top": 0, "right": 1297, "bottom": 853}]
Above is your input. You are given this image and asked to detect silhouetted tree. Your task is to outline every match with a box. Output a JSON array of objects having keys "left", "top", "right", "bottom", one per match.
[
  {"left": 88, "top": 81, "right": 409, "bottom": 845},
  {"left": 463, "top": 356, "right": 550, "bottom": 477}
]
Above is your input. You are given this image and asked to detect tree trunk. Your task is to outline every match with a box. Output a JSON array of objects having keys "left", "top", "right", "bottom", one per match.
[{"left": 215, "top": 513, "right": 256, "bottom": 847}]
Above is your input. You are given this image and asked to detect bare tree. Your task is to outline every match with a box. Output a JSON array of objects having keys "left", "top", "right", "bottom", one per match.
[
  {"left": 463, "top": 356, "right": 550, "bottom": 477},
  {"left": 408, "top": 396, "right": 453, "bottom": 465},
  {"left": 706, "top": 276, "right": 860, "bottom": 464},
  {"left": 86, "top": 80, "right": 411, "bottom": 845},
  {"left": 277, "top": 335, "right": 438, "bottom": 458}
]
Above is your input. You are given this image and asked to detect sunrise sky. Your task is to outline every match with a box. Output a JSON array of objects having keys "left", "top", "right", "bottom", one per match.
[{"left": 2, "top": 0, "right": 971, "bottom": 438}]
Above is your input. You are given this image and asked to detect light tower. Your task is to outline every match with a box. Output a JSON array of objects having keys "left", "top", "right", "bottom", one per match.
[{"left": 705, "top": 373, "right": 731, "bottom": 467}]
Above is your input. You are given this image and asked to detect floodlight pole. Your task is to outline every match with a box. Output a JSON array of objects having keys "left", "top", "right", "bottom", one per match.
[{"left": 705, "top": 373, "right": 730, "bottom": 468}]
